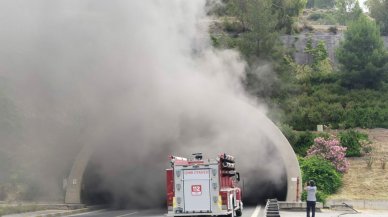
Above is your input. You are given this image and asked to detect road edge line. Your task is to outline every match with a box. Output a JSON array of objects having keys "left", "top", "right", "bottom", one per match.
[
  {"left": 115, "top": 211, "right": 139, "bottom": 217},
  {"left": 250, "top": 204, "right": 261, "bottom": 217}
]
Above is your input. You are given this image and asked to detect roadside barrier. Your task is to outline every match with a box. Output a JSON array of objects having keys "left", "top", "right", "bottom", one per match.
[{"left": 264, "top": 198, "right": 280, "bottom": 217}]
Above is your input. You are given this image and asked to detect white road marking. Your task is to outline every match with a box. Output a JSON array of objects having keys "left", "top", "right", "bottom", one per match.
[
  {"left": 115, "top": 211, "right": 138, "bottom": 217},
  {"left": 250, "top": 204, "right": 261, "bottom": 217},
  {"left": 66, "top": 209, "right": 107, "bottom": 216}
]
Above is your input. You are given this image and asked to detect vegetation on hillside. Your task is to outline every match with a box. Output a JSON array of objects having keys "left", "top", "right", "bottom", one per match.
[
  {"left": 299, "top": 156, "right": 342, "bottom": 202},
  {"left": 367, "top": 0, "right": 388, "bottom": 36},
  {"left": 211, "top": 0, "right": 388, "bottom": 199},
  {"left": 337, "top": 15, "right": 388, "bottom": 89},
  {"left": 212, "top": 1, "right": 388, "bottom": 131}
]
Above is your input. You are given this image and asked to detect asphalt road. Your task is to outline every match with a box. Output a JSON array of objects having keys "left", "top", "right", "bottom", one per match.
[{"left": 65, "top": 206, "right": 264, "bottom": 217}]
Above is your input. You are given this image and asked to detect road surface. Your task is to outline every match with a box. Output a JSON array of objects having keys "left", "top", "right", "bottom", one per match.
[{"left": 65, "top": 206, "right": 264, "bottom": 217}]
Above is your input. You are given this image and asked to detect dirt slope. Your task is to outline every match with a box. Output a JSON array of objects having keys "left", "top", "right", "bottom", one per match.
[{"left": 330, "top": 128, "right": 388, "bottom": 200}]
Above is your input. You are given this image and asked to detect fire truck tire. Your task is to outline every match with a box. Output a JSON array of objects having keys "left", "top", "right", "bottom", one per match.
[
  {"left": 226, "top": 211, "right": 235, "bottom": 217},
  {"left": 236, "top": 208, "right": 242, "bottom": 216}
]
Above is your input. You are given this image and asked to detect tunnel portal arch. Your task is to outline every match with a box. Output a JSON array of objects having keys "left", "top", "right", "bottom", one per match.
[{"left": 65, "top": 117, "right": 302, "bottom": 204}]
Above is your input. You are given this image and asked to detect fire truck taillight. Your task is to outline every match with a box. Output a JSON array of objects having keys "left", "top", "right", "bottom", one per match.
[
  {"left": 167, "top": 196, "right": 173, "bottom": 206},
  {"left": 220, "top": 192, "right": 228, "bottom": 210}
]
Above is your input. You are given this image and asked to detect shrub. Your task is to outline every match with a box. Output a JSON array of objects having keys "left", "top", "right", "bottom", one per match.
[
  {"left": 308, "top": 13, "right": 324, "bottom": 21},
  {"left": 366, "top": 156, "right": 374, "bottom": 169},
  {"left": 278, "top": 82, "right": 388, "bottom": 131},
  {"left": 280, "top": 125, "right": 315, "bottom": 156},
  {"left": 339, "top": 130, "right": 368, "bottom": 157},
  {"left": 299, "top": 156, "right": 342, "bottom": 194},
  {"left": 381, "top": 157, "right": 387, "bottom": 169},
  {"left": 328, "top": 26, "right": 338, "bottom": 34},
  {"left": 294, "top": 131, "right": 315, "bottom": 156},
  {"left": 307, "top": 137, "right": 349, "bottom": 173}
]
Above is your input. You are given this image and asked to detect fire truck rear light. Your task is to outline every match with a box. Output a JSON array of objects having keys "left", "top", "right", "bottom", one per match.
[
  {"left": 176, "top": 170, "right": 181, "bottom": 177},
  {"left": 172, "top": 197, "right": 177, "bottom": 208},
  {"left": 212, "top": 183, "right": 217, "bottom": 189},
  {"left": 220, "top": 192, "right": 228, "bottom": 207},
  {"left": 176, "top": 184, "right": 181, "bottom": 191},
  {"left": 212, "top": 169, "right": 217, "bottom": 176},
  {"left": 213, "top": 196, "right": 218, "bottom": 203},
  {"left": 177, "top": 197, "right": 182, "bottom": 204}
]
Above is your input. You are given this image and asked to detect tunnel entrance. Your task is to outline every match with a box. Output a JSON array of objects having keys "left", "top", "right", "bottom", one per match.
[
  {"left": 242, "top": 168, "right": 288, "bottom": 205},
  {"left": 81, "top": 160, "right": 112, "bottom": 206},
  {"left": 80, "top": 148, "right": 288, "bottom": 207},
  {"left": 66, "top": 116, "right": 301, "bottom": 206},
  {"left": 80, "top": 148, "right": 168, "bottom": 209}
]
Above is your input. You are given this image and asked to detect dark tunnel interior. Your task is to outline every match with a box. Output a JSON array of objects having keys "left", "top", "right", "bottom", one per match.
[{"left": 81, "top": 152, "right": 288, "bottom": 208}]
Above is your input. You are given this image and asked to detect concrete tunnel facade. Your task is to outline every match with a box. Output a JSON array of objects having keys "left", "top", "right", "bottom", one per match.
[{"left": 65, "top": 116, "right": 302, "bottom": 204}]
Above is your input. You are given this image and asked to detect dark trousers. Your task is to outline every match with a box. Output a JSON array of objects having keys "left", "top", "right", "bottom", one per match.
[{"left": 306, "top": 201, "right": 316, "bottom": 217}]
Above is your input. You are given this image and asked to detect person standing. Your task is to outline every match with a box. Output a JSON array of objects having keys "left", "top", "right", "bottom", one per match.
[{"left": 305, "top": 180, "right": 317, "bottom": 217}]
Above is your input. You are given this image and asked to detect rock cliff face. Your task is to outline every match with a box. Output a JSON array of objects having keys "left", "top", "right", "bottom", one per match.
[{"left": 281, "top": 32, "right": 388, "bottom": 65}]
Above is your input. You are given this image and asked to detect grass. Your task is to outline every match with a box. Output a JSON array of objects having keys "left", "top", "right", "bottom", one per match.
[
  {"left": 0, "top": 204, "right": 48, "bottom": 215},
  {"left": 329, "top": 129, "right": 388, "bottom": 200}
]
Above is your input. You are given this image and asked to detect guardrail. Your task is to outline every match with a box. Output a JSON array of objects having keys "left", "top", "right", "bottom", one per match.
[{"left": 264, "top": 199, "right": 280, "bottom": 217}]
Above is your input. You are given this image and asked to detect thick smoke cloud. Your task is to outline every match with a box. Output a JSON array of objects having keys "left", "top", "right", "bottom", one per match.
[{"left": 0, "top": 1, "right": 286, "bottom": 205}]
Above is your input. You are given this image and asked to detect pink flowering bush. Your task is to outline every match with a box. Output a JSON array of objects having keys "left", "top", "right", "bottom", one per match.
[{"left": 307, "top": 137, "right": 350, "bottom": 173}]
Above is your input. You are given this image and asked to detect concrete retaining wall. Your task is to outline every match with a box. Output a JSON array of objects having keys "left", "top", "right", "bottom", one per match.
[{"left": 281, "top": 32, "right": 388, "bottom": 65}]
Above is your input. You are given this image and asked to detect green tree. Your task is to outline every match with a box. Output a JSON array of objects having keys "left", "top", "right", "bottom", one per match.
[
  {"left": 224, "top": 0, "right": 285, "bottom": 99},
  {"left": 236, "top": 0, "right": 281, "bottom": 60},
  {"left": 367, "top": 0, "right": 388, "bottom": 36},
  {"left": 272, "top": 0, "right": 307, "bottom": 34},
  {"left": 307, "top": 0, "right": 335, "bottom": 8},
  {"left": 306, "top": 0, "right": 314, "bottom": 8},
  {"left": 336, "top": 0, "right": 363, "bottom": 25},
  {"left": 305, "top": 40, "right": 331, "bottom": 72},
  {"left": 223, "top": 0, "right": 306, "bottom": 35},
  {"left": 336, "top": 15, "right": 388, "bottom": 89}
]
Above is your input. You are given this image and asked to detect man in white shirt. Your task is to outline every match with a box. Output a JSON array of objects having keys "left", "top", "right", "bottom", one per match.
[{"left": 305, "top": 180, "right": 317, "bottom": 217}]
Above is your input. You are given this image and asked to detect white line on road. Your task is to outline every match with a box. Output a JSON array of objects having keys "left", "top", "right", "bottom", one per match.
[
  {"left": 115, "top": 211, "right": 138, "bottom": 217},
  {"left": 66, "top": 209, "right": 107, "bottom": 216},
  {"left": 250, "top": 204, "right": 262, "bottom": 217}
]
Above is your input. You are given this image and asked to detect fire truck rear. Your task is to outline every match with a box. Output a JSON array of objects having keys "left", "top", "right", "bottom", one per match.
[{"left": 166, "top": 153, "right": 243, "bottom": 216}]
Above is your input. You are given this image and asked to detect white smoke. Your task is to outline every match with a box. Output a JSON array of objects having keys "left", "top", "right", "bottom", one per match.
[{"left": 0, "top": 0, "right": 286, "bottom": 205}]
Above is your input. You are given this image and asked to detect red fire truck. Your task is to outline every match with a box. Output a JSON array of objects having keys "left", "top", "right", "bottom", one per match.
[{"left": 166, "top": 153, "right": 243, "bottom": 216}]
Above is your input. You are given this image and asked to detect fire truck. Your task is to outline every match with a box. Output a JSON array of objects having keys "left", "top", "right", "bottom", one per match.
[{"left": 166, "top": 153, "right": 243, "bottom": 216}]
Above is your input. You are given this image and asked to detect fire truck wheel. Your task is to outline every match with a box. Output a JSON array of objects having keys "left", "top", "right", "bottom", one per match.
[
  {"left": 226, "top": 212, "right": 234, "bottom": 217},
  {"left": 226, "top": 209, "right": 236, "bottom": 217},
  {"left": 235, "top": 208, "right": 242, "bottom": 216}
]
